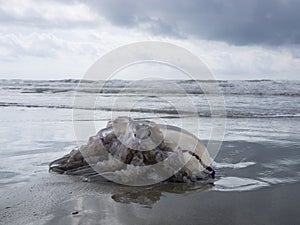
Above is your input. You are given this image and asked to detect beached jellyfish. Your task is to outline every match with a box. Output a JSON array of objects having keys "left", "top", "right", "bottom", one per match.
[{"left": 49, "top": 117, "right": 215, "bottom": 184}]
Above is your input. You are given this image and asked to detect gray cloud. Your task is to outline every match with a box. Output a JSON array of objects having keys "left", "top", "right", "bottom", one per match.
[
  {"left": 2, "top": 0, "right": 300, "bottom": 46},
  {"left": 81, "top": 0, "right": 300, "bottom": 46}
]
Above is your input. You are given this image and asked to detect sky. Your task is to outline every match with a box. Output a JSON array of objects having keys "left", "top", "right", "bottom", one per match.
[{"left": 0, "top": 0, "right": 300, "bottom": 80}]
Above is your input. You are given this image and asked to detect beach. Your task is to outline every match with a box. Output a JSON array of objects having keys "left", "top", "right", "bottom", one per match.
[
  {"left": 1, "top": 140, "right": 299, "bottom": 225},
  {"left": 0, "top": 79, "right": 300, "bottom": 224}
]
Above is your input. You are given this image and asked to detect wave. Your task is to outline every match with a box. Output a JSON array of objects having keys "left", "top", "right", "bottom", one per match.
[
  {"left": 226, "top": 92, "right": 300, "bottom": 97},
  {"left": 0, "top": 102, "right": 73, "bottom": 109},
  {"left": 1, "top": 102, "right": 300, "bottom": 118},
  {"left": 19, "top": 87, "right": 205, "bottom": 95},
  {"left": 20, "top": 88, "right": 73, "bottom": 94},
  {"left": 1, "top": 79, "right": 300, "bottom": 97},
  {"left": 225, "top": 112, "right": 300, "bottom": 118},
  {"left": 3, "top": 87, "right": 299, "bottom": 96}
]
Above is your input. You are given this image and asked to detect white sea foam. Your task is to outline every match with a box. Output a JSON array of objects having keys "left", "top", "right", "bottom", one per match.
[
  {"left": 213, "top": 177, "right": 269, "bottom": 192},
  {"left": 213, "top": 161, "right": 256, "bottom": 169}
]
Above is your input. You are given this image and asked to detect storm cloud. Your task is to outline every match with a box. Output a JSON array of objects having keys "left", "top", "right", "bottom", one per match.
[
  {"left": 0, "top": 0, "right": 300, "bottom": 79},
  {"left": 81, "top": 0, "right": 300, "bottom": 46}
]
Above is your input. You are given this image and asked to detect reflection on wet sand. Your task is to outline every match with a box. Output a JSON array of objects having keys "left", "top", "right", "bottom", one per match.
[
  {"left": 42, "top": 181, "right": 214, "bottom": 225},
  {"left": 111, "top": 182, "right": 213, "bottom": 207}
]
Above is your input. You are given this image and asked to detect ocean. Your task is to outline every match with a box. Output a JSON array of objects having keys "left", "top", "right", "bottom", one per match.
[{"left": 0, "top": 79, "right": 299, "bottom": 225}]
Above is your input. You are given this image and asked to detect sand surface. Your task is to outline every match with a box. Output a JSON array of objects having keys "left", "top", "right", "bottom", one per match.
[{"left": 1, "top": 171, "right": 299, "bottom": 225}]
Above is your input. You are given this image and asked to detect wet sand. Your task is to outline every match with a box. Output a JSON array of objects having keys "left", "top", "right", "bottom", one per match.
[
  {"left": 1, "top": 173, "right": 299, "bottom": 225},
  {"left": 1, "top": 140, "right": 300, "bottom": 225}
]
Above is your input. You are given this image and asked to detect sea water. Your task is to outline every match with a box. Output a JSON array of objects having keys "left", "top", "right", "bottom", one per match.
[{"left": 0, "top": 79, "right": 299, "bottom": 192}]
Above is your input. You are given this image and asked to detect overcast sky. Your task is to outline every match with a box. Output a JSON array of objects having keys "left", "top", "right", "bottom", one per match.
[{"left": 0, "top": 0, "right": 300, "bottom": 80}]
